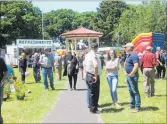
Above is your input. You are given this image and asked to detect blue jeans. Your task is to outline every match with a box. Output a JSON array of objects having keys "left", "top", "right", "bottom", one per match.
[
  {"left": 107, "top": 75, "right": 118, "bottom": 103},
  {"left": 42, "top": 68, "right": 54, "bottom": 89},
  {"left": 127, "top": 73, "right": 141, "bottom": 109},
  {"left": 85, "top": 78, "right": 90, "bottom": 107}
]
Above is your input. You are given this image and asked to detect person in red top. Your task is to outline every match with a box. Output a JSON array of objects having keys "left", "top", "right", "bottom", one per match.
[{"left": 140, "top": 46, "right": 157, "bottom": 98}]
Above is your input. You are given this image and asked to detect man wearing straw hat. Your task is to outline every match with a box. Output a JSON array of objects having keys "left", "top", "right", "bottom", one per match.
[{"left": 140, "top": 46, "right": 157, "bottom": 98}]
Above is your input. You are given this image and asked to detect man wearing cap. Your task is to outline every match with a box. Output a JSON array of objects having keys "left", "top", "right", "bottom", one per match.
[
  {"left": 85, "top": 42, "right": 101, "bottom": 113},
  {"left": 125, "top": 43, "right": 141, "bottom": 113},
  {"left": 39, "top": 48, "right": 55, "bottom": 90},
  {"left": 140, "top": 46, "right": 157, "bottom": 98}
]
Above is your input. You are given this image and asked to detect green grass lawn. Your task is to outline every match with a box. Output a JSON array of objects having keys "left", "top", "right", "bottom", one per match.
[
  {"left": 100, "top": 69, "right": 166, "bottom": 123},
  {"left": 2, "top": 68, "right": 66, "bottom": 123}
]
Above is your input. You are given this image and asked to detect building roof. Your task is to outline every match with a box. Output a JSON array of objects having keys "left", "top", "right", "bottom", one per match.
[{"left": 60, "top": 27, "right": 103, "bottom": 38}]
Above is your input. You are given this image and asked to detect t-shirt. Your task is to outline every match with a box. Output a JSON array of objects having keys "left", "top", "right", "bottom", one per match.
[
  {"left": 6, "top": 65, "right": 13, "bottom": 76},
  {"left": 106, "top": 58, "right": 119, "bottom": 76},
  {"left": 125, "top": 52, "right": 139, "bottom": 74},
  {"left": 0, "top": 58, "right": 8, "bottom": 82},
  {"left": 39, "top": 54, "right": 54, "bottom": 68},
  {"left": 54, "top": 55, "right": 62, "bottom": 67}
]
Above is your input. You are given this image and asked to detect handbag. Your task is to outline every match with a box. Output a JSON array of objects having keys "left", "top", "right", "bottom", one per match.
[{"left": 25, "top": 71, "right": 30, "bottom": 77}]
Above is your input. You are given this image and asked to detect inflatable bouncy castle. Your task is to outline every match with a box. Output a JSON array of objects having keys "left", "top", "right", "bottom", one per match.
[{"left": 132, "top": 32, "right": 165, "bottom": 53}]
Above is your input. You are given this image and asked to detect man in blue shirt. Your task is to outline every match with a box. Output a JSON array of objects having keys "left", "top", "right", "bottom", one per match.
[
  {"left": 39, "top": 48, "right": 55, "bottom": 90},
  {"left": 125, "top": 43, "right": 141, "bottom": 113}
]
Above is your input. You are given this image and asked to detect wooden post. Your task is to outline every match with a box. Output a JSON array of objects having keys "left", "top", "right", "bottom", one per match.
[
  {"left": 88, "top": 37, "right": 91, "bottom": 50},
  {"left": 75, "top": 38, "right": 77, "bottom": 50},
  {"left": 97, "top": 37, "right": 99, "bottom": 47}
]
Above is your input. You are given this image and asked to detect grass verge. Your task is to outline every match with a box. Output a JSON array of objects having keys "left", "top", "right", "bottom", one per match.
[
  {"left": 2, "top": 68, "right": 66, "bottom": 123},
  {"left": 100, "top": 69, "right": 166, "bottom": 123}
]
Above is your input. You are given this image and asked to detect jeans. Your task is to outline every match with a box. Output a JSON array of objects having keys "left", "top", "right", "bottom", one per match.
[
  {"left": 33, "top": 67, "right": 41, "bottom": 83},
  {"left": 0, "top": 86, "right": 3, "bottom": 124},
  {"left": 127, "top": 72, "right": 141, "bottom": 109},
  {"left": 42, "top": 67, "right": 54, "bottom": 89},
  {"left": 107, "top": 75, "right": 118, "bottom": 103}
]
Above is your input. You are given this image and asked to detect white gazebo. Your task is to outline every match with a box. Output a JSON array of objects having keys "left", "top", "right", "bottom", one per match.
[{"left": 60, "top": 27, "right": 103, "bottom": 52}]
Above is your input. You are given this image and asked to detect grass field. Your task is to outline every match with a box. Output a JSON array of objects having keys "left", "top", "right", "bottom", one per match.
[
  {"left": 2, "top": 68, "right": 66, "bottom": 123},
  {"left": 99, "top": 69, "right": 167, "bottom": 123}
]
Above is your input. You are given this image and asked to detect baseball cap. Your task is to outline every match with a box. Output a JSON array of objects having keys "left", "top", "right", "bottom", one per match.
[
  {"left": 146, "top": 46, "right": 152, "bottom": 50},
  {"left": 125, "top": 43, "right": 134, "bottom": 47}
]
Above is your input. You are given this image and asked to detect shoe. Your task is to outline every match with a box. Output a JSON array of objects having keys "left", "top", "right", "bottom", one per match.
[
  {"left": 98, "top": 104, "right": 100, "bottom": 108},
  {"left": 133, "top": 108, "right": 140, "bottom": 113},
  {"left": 70, "top": 88, "right": 73, "bottom": 91},
  {"left": 115, "top": 103, "right": 121, "bottom": 108},
  {"left": 45, "top": 88, "right": 49, "bottom": 91},
  {"left": 151, "top": 94, "right": 155, "bottom": 97},
  {"left": 73, "top": 87, "right": 76, "bottom": 90},
  {"left": 51, "top": 87, "right": 55, "bottom": 90},
  {"left": 146, "top": 94, "right": 149, "bottom": 98}
]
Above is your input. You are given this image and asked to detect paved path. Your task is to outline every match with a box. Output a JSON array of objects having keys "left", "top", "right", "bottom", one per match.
[{"left": 42, "top": 73, "right": 103, "bottom": 123}]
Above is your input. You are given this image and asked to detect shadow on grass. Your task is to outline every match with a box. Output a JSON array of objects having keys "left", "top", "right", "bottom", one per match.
[
  {"left": 154, "top": 94, "right": 167, "bottom": 97},
  {"left": 26, "top": 82, "right": 36, "bottom": 84},
  {"left": 101, "top": 108, "right": 124, "bottom": 113},
  {"left": 120, "top": 102, "right": 129, "bottom": 106},
  {"left": 140, "top": 106, "right": 159, "bottom": 111},
  {"left": 118, "top": 86, "right": 127, "bottom": 88},
  {"left": 100, "top": 102, "right": 129, "bottom": 108},
  {"left": 100, "top": 103, "right": 112, "bottom": 108},
  {"left": 55, "top": 89, "right": 68, "bottom": 91}
]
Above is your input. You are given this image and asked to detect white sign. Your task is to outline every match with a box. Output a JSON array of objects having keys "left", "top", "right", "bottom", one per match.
[{"left": 16, "top": 39, "right": 53, "bottom": 46}]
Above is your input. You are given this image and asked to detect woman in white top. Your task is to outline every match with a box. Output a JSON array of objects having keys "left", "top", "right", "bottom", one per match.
[{"left": 105, "top": 50, "right": 121, "bottom": 107}]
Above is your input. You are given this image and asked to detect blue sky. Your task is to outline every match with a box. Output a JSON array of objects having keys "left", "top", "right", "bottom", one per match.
[{"left": 32, "top": 0, "right": 142, "bottom": 13}]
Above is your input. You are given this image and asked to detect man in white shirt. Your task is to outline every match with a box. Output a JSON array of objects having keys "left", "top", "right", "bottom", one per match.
[{"left": 85, "top": 42, "right": 101, "bottom": 113}]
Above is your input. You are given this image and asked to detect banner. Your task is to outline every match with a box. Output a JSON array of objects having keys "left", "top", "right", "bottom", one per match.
[{"left": 16, "top": 39, "right": 53, "bottom": 46}]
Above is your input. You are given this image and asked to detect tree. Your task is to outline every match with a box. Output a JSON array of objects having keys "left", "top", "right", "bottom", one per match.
[
  {"left": 0, "top": 1, "right": 42, "bottom": 48},
  {"left": 43, "top": 9, "right": 76, "bottom": 40},
  {"left": 113, "top": 1, "right": 167, "bottom": 45},
  {"left": 94, "top": 0, "right": 127, "bottom": 46}
]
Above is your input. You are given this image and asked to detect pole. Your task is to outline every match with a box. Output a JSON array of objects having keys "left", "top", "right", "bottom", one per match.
[{"left": 42, "top": 12, "right": 44, "bottom": 40}]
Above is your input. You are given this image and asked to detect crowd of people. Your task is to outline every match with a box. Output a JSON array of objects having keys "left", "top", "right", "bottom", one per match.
[{"left": 0, "top": 42, "right": 166, "bottom": 123}]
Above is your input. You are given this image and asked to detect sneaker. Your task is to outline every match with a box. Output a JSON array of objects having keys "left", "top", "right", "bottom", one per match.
[
  {"left": 146, "top": 94, "right": 149, "bottom": 98},
  {"left": 115, "top": 103, "right": 121, "bottom": 108},
  {"left": 98, "top": 104, "right": 100, "bottom": 108},
  {"left": 45, "top": 88, "right": 49, "bottom": 91},
  {"left": 133, "top": 109, "right": 140, "bottom": 113},
  {"left": 151, "top": 94, "right": 155, "bottom": 97},
  {"left": 51, "top": 87, "right": 55, "bottom": 90},
  {"left": 73, "top": 87, "right": 76, "bottom": 90}
]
